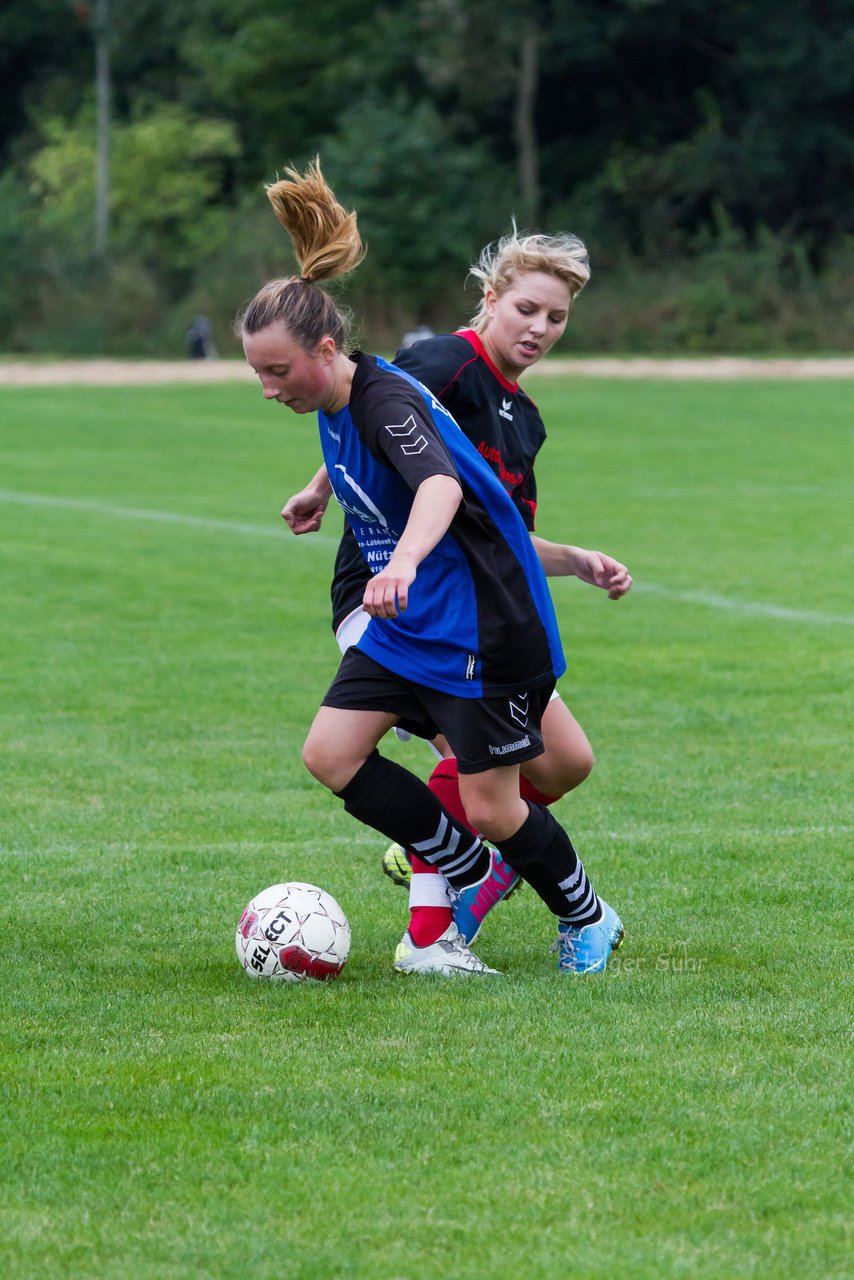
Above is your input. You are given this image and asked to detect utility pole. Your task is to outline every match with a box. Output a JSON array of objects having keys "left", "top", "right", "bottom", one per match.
[
  {"left": 93, "top": 0, "right": 111, "bottom": 260},
  {"left": 514, "top": 27, "right": 540, "bottom": 227}
]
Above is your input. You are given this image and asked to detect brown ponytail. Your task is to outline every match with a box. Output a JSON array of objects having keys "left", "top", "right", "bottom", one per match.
[{"left": 236, "top": 159, "right": 364, "bottom": 351}]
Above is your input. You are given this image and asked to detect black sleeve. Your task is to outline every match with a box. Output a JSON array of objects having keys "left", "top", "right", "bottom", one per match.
[
  {"left": 355, "top": 380, "right": 460, "bottom": 495},
  {"left": 393, "top": 334, "right": 474, "bottom": 399}
]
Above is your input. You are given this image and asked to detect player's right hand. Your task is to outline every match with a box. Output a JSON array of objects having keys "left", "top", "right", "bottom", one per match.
[
  {"left": 281, "top": 487, "right": 329, "bottom": 534},
  {"left": 362, "top": 555, "right": 417, "bottom": 619}
]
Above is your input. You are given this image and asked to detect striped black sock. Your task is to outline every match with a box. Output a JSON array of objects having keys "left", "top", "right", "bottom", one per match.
[
  {"left": 499, "top": 802, "right": 602, "bottom": 928},
  {"left": 334, "top": 751, "right": 489, "bottom": 889}
]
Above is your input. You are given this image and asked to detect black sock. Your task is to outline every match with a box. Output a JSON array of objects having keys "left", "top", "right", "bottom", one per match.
[
  {"left": 499, "top": 802, "right": 602, "bottom": 928},
  {"left": 334, "top": 752, "right": 490, "bottom": 889}
]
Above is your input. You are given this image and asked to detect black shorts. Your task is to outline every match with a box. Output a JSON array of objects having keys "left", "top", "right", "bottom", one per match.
[{"left": 322, "top": 648, "right": 554, "bottom": 774}]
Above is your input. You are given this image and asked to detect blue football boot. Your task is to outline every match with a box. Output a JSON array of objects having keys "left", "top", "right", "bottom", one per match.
[{"left": 553, "top": 899, "right": 624, "bottom": 975}]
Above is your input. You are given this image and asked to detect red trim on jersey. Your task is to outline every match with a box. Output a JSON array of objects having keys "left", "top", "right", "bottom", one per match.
[
  {"left": 434, "top": 343, "right": 479, "bottom": 400},
  {"left": 456, "top": 328, "right": 520, "bottom": 394}
]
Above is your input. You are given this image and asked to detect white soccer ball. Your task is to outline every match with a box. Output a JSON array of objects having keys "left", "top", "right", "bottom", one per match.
[{"left": 235, "top": 881, "right": 351, "bottom": 983}]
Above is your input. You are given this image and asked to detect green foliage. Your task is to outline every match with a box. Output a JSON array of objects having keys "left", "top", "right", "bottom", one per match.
[
  {"left": 2, "top": 0, "right": 853, "bottom": 353},
  {"left": 177, "top": 0, "right": 395, "bottom": 182},
  {"left": 0, "top": 0, "right": 91, "bottom": 157},
  {"left": 5, "top": 98, "right": 241, "bottom": 353},
  {"left": 1, "top": 377, "right": 852, "bottom": 1277},
  {"left": 569, "top": 230, "right": 854, "bottom": 354},
  {"left": 0, "top": 170, "right": 37, "bottom": 338},
  {"left": 537, "top": 0, "right": 854, "bottom": 252},
  {"left": 321, "top": 95, "right": 503, "bottom": 314},
  {"left": 29, "top": 100, "right": 239, "bottom": 275}
]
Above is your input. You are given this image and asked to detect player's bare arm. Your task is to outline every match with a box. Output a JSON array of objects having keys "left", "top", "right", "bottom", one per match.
[
  {"left": 282, "top": 463, "right": 333, "bottom": 534},
  {"left": 530, "top": 535, "right": 632, "bottom": 600},
  {"left": 362, "top": 474, "right": 463, "bottom": 620}
]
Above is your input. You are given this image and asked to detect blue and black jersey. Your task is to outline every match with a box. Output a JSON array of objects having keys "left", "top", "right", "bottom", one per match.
[
  {"left": 319, "top": 352, "right": 565, "bottom": 698},
  {"left": 330, "top": 329, "right": 549, "bottom": 631}
]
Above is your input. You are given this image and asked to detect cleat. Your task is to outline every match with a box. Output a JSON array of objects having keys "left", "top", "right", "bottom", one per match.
[
  {"left": 381, "top": 842, "right": 412, "bottom": 888},
  {"left": 450, "top": 847, "right": 521, "bottom": 944},
  {"left": 393, "top": 922, "right": 500, "bottom": 975},
  {"left": 552, "top": 899, "right": 624, "bottom": 975}
]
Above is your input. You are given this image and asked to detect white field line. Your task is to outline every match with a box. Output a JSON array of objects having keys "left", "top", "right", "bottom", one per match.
[
  {"left": 595, "top": 825, "right": 854, "bottom": 842},
  {"left": 634, "top": 581, "right": 854, "bottom": 627},
  {"left": 0, "top": 488, "right": 339, "bottom": 547},
  {"left": 318, "top": 820, "right": 854, "bottom": 846},
  {"left": 3, "top": 488, "right": 852, "bottom": 626},
  {"left": 3, "top": 825, "right": 850, "bottom": 860}
]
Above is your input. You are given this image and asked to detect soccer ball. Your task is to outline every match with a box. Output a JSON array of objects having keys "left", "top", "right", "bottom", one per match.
[{"left": 236, "top": 882, "right": 350, "bottom": 983}]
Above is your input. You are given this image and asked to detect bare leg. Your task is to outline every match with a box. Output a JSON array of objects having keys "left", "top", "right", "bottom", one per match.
[
  {"left": 520, "top": 697, "right": 594, "bottom": 799},
  {"left": 458, "top": 765, "right": 528, "bottom": 845},
  {"left": 303, "top": 706, "right": 398, "bottom": 793}
]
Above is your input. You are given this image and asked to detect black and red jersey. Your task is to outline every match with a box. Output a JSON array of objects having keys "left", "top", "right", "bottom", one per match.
[{"left": 330, "top": 329, "right": 548, "bottom": 632}]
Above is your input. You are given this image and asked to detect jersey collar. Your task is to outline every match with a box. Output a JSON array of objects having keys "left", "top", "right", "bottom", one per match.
[{"left": 456, "top": 328, "right": 520, "bottom": 394}]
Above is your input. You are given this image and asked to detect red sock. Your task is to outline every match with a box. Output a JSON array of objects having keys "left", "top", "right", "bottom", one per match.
[
  {"left": 430, "top": 755, "right": 560, "bottom": 815},
  {"left": 520, "top": 776, "right": 560, "bottom": 807},
  {"left": 408, "top": 767, "right": 560, "bottom": 946},
  {"left": 427, "top": 757, "right": 478, "bottom": 831},
  {"left": 408, "top": 906, "right": 453, "bottom": 947},
  {"left": 408, "top": 759, "right": 474, "bottom": 945}
]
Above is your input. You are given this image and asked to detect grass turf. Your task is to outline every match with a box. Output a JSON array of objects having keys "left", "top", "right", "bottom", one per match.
[{"left": 1, "top": 376, "right": 851, "bottom": 1279}]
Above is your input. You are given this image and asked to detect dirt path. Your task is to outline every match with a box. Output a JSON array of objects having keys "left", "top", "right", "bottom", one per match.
[
  {"left": 531, "top": 356, "right": 854, "bottom": 380},
  {"left": 1, "top": 356, "right": 853, "bottom": 385},
  {"left": 0, "top": 355, "right": 850, "bottom": 384}
]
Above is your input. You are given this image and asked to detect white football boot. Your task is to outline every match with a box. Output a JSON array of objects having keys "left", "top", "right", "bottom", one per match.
[{"left": 393, "top": 922, "right": 500, "bottom": 975}]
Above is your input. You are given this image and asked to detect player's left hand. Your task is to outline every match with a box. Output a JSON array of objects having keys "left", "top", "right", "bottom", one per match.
[{"left": 571, "top": 548, "right": 633, "bottom": 599}]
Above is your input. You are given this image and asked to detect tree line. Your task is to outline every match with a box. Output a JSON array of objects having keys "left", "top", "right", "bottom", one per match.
[{"left": 2, "top": 0, "right": 852, "bottom": 354}]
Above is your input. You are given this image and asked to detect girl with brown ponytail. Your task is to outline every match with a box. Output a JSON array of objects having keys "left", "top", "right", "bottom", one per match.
[{"left": 238, "top": 160, "right": 624, "bottom": 977}]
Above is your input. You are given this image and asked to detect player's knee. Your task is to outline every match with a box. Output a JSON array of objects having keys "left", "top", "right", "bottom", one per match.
[
  {"left": 541, "top": 742, "right": 595, "bottom": 797},
  {"left": 302, "top": 736, "right": 346, "bottom": 790},
  {"left": 458, "top": 794, "right": 489, "bottom": 835},
  {"left": 302, "top": 735, "right": 369, "bottom": 795},
  {"left": 461, "top": 794, "right": 526, "bottom": 846},
  {"left": 301, "top": 737, "right": 330, "bottom": 786},
  {"left": 567, "top": 742, "right": 595, "bottom": 789}
]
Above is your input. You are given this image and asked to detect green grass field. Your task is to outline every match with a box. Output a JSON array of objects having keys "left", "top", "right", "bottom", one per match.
[{"left": 2, "top": 374, "right": 851, "bottom": 1279}]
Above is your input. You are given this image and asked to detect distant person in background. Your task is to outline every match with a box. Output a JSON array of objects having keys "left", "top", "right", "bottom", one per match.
[
  {"left": 282, "top": 212, "right": 631, "bottom": 974},
  {"left": 186, "top": 316, "right": 218, "bottom": 360},
  {"left": 400, "top": 322, "right": 434, "bottom": 349}
]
